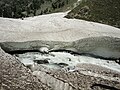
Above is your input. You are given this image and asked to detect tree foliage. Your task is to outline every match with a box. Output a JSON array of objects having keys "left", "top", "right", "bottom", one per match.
[
  {"left": 0, "top": 0, "right": 77, "bottom": 18},
  {"left": 65, "top": 0, "right": 120, "bottom": 28}
]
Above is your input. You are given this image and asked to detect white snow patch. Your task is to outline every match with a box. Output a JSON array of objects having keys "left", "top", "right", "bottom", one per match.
[{"left": 0, "top": 12, "right": 120, "bottom": 42}]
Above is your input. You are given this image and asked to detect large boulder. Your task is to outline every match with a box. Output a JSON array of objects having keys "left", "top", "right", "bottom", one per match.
[{"left": 0, "top": 47, "right": 50, "bottom": 90}]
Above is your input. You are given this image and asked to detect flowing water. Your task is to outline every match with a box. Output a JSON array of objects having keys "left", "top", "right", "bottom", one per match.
[{"left": 15, "top": 51, "right": 120, "bottom": 72}]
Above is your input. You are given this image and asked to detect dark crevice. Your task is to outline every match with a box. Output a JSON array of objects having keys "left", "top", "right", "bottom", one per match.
[
  {"left": 91, "top": 84, "right": 119, "bottom": 90},
  {"left": 6, "top": 50, "right": 40, "bottom": 55},
  {"left": 50, "top": 49, "right": 81, "bottom": 55}
]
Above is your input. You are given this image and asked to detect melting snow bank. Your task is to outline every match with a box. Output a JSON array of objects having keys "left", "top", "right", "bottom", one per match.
[
  {"left": 16, "top": 51, "right": 120, "bottom": 73},
  {"left": 1, "top": 36, "right": 120, "bottom": 60},
  {"left": 1, "top": 12, "right": 120, "bottom": 42}
]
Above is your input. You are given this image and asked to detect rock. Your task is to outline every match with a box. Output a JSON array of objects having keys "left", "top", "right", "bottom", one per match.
[
  {"left": 33, "top": 59, "right": 49, "bottom": 64},
  {"left": 116, "top": 59, "right": 120, "bottom": 64},
  {"left": 33, "top": 64, "right": 120, "bottom": 90},
  {"left": 26, "top": 64, "right": 32, "bottom": 69},
  {"left": 57, "top": 63, "right": 69, "bottom": 68},
  {"left": 39, "top": 47, "right": 49, "bottom": 54},
  {"left": 0, "top": 47, "right": 50, "bottom": 90},
  {"left": 57, "top": 63, "right": 69, "bottom": 66}
]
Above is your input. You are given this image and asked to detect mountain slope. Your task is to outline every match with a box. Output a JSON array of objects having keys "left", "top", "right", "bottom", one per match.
[
  {"left": 0, "top": 0, "right": 77, "bottom": 18},
  {"left": 65, "top": 0, "right": 120, "bottom": 28}
]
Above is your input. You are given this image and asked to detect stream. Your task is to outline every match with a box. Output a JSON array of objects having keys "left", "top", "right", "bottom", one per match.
[{"left": 13, "top": 51, "right": 120, "bottom": 72}]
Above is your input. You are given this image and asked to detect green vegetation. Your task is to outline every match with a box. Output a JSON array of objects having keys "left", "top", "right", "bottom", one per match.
[
  {"left": 65, "top": 0, "right": 120, "bottom": 28},
  {"left": 0, "top": 0, "right": 77, "bottom": 18}
]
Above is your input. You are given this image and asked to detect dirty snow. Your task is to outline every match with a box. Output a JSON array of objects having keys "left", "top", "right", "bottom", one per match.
[
  {"left": 0, "top": 12, "right": 120, "bottom": 42},
  {"left": 89, "top": 47, "right": 120, "bottom": 58}
]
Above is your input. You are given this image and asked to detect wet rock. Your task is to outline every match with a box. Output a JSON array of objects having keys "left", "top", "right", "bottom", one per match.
[
  {"left": 39, "top": 47, "right": 49, "bottom": 54},
  {"left": 33, "top": 59, "right": 49, "bottom": 64},
  {"left": 115, "top": 59, "right": 120, "bottom": 65},
  {"left": 91, "top": 84, "right": 119, "bottom": 90},
  {"left": 57, "top": 63, "right": 69, "bottom": 66},
  {"left": 57, "top": 63, "right": 69, "bottom": 68}
]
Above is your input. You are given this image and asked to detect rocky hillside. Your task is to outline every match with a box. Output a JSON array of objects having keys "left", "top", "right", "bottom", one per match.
[
  {"left": 0, "top": 0, "right": 77, "bottom": 18},
  {"left": 0, "top": 47, "right": 51, "bottom": 90},
  {"left": 65, "top": 0, "right": 120, "bottom": 28}
]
